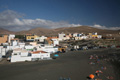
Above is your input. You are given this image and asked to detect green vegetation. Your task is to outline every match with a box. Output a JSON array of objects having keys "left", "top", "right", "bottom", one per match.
[
  {"left": 26, "top": 49, "right": 33, "bottom": 51},
  {"left": 15, "top": 35, "right": 24, "bottom": 39}
]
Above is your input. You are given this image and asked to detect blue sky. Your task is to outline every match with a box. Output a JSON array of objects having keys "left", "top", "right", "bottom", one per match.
[{"left": 0, "top": 0, "right": 120, "bottom": 31}]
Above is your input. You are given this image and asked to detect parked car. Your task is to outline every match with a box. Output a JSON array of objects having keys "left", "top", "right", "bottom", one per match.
[
  {"left": 77, "top": 48, "right": 83, "bottom": 50},
  {"left": 53, "top": 54, "right": 59, "bottom": 59},
  {"left": 55, "top": 51, "right": 62, "bottom": 54},
  {"left": 93, "top": 47, "right": 99, "bottom": 49},
  {"left": 88, "top": 46, "right": 93, "bottom": 49},
  {"left": 116, "top": 45, "right": 120, "bottom": 48},
  {"left": 70, "top": 48, "right": 76, "bottom": 51},
  {"left": 82, "top": 46, "right": 88, "bottom": 50}
]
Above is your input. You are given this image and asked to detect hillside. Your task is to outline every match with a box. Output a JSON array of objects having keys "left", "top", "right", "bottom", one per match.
[
  {"left": 55, "top": 26, "right": 119, "bottom": 35},
  {"left": 0, "top": 26, "right": 119, "bottom": 36},
  {"left": 16, "top": 27, "right": 54, "bottom": 36},
  {"left": 0, "top": 28, "right": 14, "bottom": 34},
  {"left": 16, "top": 26, "right": 119, "bottom": 36}
]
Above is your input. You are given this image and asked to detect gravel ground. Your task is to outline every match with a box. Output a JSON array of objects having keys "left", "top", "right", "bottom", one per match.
[{"left": 0, "top": 49, "right": 119, "bottom": 80}]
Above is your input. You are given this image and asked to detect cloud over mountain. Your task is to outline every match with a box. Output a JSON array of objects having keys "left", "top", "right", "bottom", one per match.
[
  {"left": 92, "top": 24, "right": 120, "bottom": 30},
  {"left": 0, "top": 10, "right": 81, "bottom": 31},
  {"left": 0, "top": 10, "right": 119, "bottom": 31}
]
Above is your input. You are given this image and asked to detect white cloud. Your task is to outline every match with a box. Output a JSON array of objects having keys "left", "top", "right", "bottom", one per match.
[
  {"left": 91, "top": 24, "right": 120, "bottom": 30},
  {"left": 92, "top": 24, "right": 107, "bottom": 29},
  {"left": 107, "top": 27, "right": 120, "bottom": 30},
  {"left": 0, "top": 10, "right": 81, "bottom": 31},
  {"left": 0, "top": 10, "right": 119, "bottom": 31}
]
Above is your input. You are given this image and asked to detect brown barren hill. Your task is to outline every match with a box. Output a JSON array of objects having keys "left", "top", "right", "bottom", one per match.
[
  {"left": 16, "top": 27, "right": 54, "bottom": 36},
  {"left": 0, "top": 26, "right": 119, "bottom": 36},
  {"left": 16, "top": 26, "right": 119, "bottom": 36},
  {"left": 0, "top": 28, "right": 15, "bottom": 34},
  {"left": 52, "top": 26, "right": 119, "bottom": 35}
]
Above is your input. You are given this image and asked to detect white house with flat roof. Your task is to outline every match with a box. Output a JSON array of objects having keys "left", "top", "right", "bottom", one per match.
[
  {"left": 0, "top": 46, "right": 7, "bottom": 57},
  {"left": 58, "top": 33, "right": 66, "bottom": 41},
  {"left": 18, "top": 43, "right": 25, "bottom": 49},
  {"left": 52, "top": 39, "right": 59, "bottom": 46},
  {"left": 25, "top": 45, "right": 34, "bottom": 51},
  {"left": 97, "top": 35, "right": 102, "bottom": 39},
  {"left": 10, "top": 48, "right": 31, "bottom": 62},
  {"left": 73, "top": 33, "right": 78, "bottom": 37},
  {"left": 8, "top": 34, "right": 15, "bottom": 43},
  {"left": 10, "top": 48, "right": 51, "bottom": 62},
  {"left": 36, "top": 44, "right": 58, "bottom": 54},
  {"left": 35, "top": 36, "right": 47, "bottom": 42},
  {"left": 11, "top": 38, "right": 19, "bottom": 46}
]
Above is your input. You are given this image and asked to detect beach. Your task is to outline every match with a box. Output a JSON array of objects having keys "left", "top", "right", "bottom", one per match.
[{"left": 0, "top": 48, "right": 119, "bottom": 80}]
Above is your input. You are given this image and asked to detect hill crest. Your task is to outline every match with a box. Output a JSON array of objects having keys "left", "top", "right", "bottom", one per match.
[{"left": 0, "top": 26, "right": 119, "bottom": 36}]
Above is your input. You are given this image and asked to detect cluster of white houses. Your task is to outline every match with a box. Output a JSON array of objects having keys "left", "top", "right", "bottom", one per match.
[
  {"left": 0, "top": 32, "right": 102, "bottom": 63},
  {"left": 58, "top": 32, "right": 102, "bottom": 41},
  {"left": 11, "top": 48, "right": 51, "bottom": 62}
]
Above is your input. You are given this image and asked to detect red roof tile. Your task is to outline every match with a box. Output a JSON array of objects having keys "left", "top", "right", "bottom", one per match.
[{"left": 31, "top": 51, "right": 48, "bottom": 54}]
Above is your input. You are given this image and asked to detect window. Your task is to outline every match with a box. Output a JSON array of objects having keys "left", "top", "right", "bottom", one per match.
[
  {"left": 19, "top": 52, "right": 21, "bottom": 55},
  {"left": 28, "top": 53, "right": 32, "bottom": 56},
  {"left": 14, "top": 53, "right": 17, "bottom": 55}
]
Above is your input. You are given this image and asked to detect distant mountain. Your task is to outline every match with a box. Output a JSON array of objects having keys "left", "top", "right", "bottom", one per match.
[
  {"left": 53, "top": 26, "right": 118, "bottom": 35},
  {"left": 17, "top": 26, "right": 119, "bottom": 36},
  {"left": 16, "top": 27, "right": 54, "bottom": 36},
  {"left": 0, "top": 28, "right": 14, "bottom": 34},
  {"left": 0, "top": 26, "right": 119, "bottom": 36}
]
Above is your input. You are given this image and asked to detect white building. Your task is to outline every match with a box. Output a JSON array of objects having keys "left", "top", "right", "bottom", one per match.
[
  {"left": 25, "top": 45, "right": 34, "bottom": 50},
  {"left": 52, "top": 39, "right": 59, "bottom": 46},
  {"left": 65, "top": 35, "right": 70, "bottom": 40},
  {"left": 58, "top": 33, "right": 65, "bottom": 41},
  {"left": 10, "top": 49, "right": 31, "bottom": 62},
  {"left": 73, "top": 33, "right": 78, "bottom": 37},
  {"left": 0, "top": 53, "right": 2, "bottom": 61},
  {"left": 31, "top": 51, "right": 50, "bottom": 60},
  {"left": 95, "top": 32, "right": 97, "bottom": 35},
  {"left": 8, "top": 34, "right": 15, "bottom": 43},
  {"left": 74, "top": 37, "right": 81, "bottom": 40},
  {"left": 0, "top": 47, "right": 7, "bottom": 56},
  {"left": 11, "top": 39, "right": 19, "bottom": 46},
  {"left": 74, "top": 35, "right": 88, "bottom": 40},
  {"left": 30, "top": 42, "right": 37, "bottom": 46},
  {"left": 35, "top": 36, "right": 47, "bottom": 42},
  {"left": 36, "top": 44, "right": 58, "bottom": 54},
  {"left": 97, "top": 35, "right": 102, "bottom": 39},
  {"left": 1, "top": 43, "right": 9, "bottom": 46},
  {"left": 74, "top": 45, "right": 79, "bottom": 49},
  {"left": 81, "top": 35, "right": 88, "bottom": 40},
  {"left": 10, "top": 48, "right": 51, "bottom": 62},
  {"left": 18, "top": 43, "right": 25, "bottom": 49},
  {"left": 92, "top": 32, "right": 97, "bottom": 35}
]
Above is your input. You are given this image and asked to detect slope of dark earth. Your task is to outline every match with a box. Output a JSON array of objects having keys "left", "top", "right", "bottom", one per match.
[
  {"left": 0, "top": 26, "right": 119, "bottom": 36},
  {"left": 16, "top": 26, "right": 119, "bottom": 36},
  {"left": 0, "top": 49, "right": 119, "bottom": 80}
]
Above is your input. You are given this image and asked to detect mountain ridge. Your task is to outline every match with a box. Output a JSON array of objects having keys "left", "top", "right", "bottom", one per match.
[
  {"left": 0, "top": 26, "right": 119, "bottom": 36},
  {"left": 0, "top": 28, "right": 15, "bottom": 34}
]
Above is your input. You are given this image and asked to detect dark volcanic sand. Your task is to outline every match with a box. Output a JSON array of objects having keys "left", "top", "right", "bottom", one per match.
[{"left": 0, "top": 49, "right": 119, "bottom": 80}]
